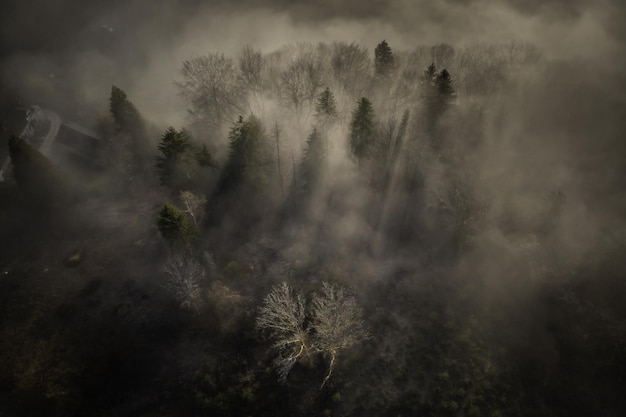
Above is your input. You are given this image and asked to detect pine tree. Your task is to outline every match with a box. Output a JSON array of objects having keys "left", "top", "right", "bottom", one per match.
[
  {"left": 314, "top": 87, "right": 338, "bottom": 122},
  {"left": 436, "top": 69, "right": 455, "bottom": 101},
  {"left": 157, "top": 202, "right": 195, "bottom": 245},
  {"left": 108, "top": 85, "right": 151, "bottom": 178},
  {"left": 349, "top": 97, "right": 376, "bottom": 165},
  {"left": 421, "top": 66, "right": 456, "bottom": 151},
  {"left": 155, "top": 127, "right": 193, "bottom": 187},
  {"left": 374, "top": 40, "right": 396, "bottom": 77},
  {"left": 216, "top": 115, "right": 269, "bottom": 196},
  {"left": 110, "top": 86, "right": 144, "bottom": 135},
  {"left": 300, "top": 127, "right": 324, "bottom": 191}
]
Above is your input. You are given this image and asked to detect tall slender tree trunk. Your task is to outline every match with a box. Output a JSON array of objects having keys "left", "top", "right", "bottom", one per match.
[{"left": 274, "top": 121, "right": 284, "bottom": 197}]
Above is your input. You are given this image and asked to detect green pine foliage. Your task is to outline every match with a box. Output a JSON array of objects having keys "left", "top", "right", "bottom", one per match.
[
  {"left": 217, "top": 115, "right": 271, "bottom": 196},
  {"left": 156, "top": 202, "right": 195, "bottom": 245},
  {"left": 155, "top": 127, "right": 216, "bottom": 191},
  {"left": 349, "top": 97, "right": 376, "bottom": 164},
  {"left": 155, "top": 127, "right": 192, "bottom": 187}
]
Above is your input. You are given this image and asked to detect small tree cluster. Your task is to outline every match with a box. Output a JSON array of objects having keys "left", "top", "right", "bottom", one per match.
[{"left": 257, "top": 281, "right": 367, "bottom": 387}]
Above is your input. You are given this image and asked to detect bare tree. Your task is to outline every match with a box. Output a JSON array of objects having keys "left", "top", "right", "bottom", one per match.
[
  {"left": 238, "top": 45, "right": 265, "bottom": 93},
  {"left": 176, "top": 53, "right": 246, "bottom": 135},
  {"left": 179, "top": 190, "right": 207, "bottom": 227},
  {"left": 330, "top": 42, "right": 371, "bottom": 99},
  {"left": 164, "top": 252, "right": 206, "bottom": 313},
  {"left": 310, "top": 282, "right": 367, "bottom": 387},
  {"left": 238, "top": 45, "right": 267, "bottom": 115},
  {"left": 257, "top": 282, "right": 308, "bottom": 381},
  {"left": 257, "top": 281, "right": 366, "bottom": 387},
  {"left": 277, "top": 48, "right": 326, "bottom": 127}
]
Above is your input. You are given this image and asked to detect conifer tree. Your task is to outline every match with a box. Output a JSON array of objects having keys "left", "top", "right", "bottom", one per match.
[
  {"left": 374, "top": 40, "right": 396, "bottom": 77},
  {"left": 314, "top": 87, "right": 338, "bottom": 122},
  {"left": 216, "top": 115, "right": 270, "bottom": 196},
  {"left": 421, "top": 65, "right": 456, "bottom": 150},
  {"left": 110, "top": 86, "right": 145, "bottom": 136},
  {"left": 436, "top": 69, "right": 455, "bottom": 103},
  {"left": 108, "top": 85, "right": 152, "bottom": 177},
  {"left": 157, "top": 202, "right": 195, "bottom": 246},
  {"left": 155, "top": 127, "right": 193, "bottom": 187},
  {"left": 300, "top": 127, "right": 324, "bottom": 192},
  {"left": 349, "top": 97, "right": 376, "bottom": 166}
]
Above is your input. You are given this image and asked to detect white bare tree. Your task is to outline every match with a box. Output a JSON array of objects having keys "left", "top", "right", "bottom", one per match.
[
  {"left": 179, "top": 190, "right": 207, "bottom": 227},
  {"left": 257, "top": 281, "right": 366, "bottom": 387},
  {"left": 164, "top": 252, "right": 206, "bottom": 313},
  {"left": 238, "top": 45, "right": 267, "bottom": 116},
  {"left": 310, "top": 282, "right": 367, "bottom": 387},
  {"left": 257, "top": 282, "right": 308, "bottom": 381}
]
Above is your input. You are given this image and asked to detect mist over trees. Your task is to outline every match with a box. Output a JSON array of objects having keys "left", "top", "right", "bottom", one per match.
[{"left": 1, "top": 33, "right": 625, "bottom": 417}]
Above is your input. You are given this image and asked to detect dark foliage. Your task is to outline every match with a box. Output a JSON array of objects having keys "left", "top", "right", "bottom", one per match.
[{"left": 374, "top": 40, "right": 395, "bottom": 77}]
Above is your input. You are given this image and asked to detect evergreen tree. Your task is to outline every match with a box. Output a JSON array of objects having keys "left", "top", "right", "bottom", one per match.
[
  {"left": 156, "top": 127, "right": 194, "bottom": 186},
  {"left": 421, "top": 65, "right": 456, "bottom": 151},
  {"left": 314, "top": 87, "right": 338, "bottom": 122},
  {"left": 420, "top": 63, "right": 438, "bottom": 101},
  {"left": 157, "top": 202, "right": 195, "bottom": 245},
  {"left": 374, "top": 40, "right": 396, "bottom": 77},
  {"left": 300, "top": 127, "right": 324, "bottom": 191},
  {"left": 424, "top": 63, "right": 437, "bottom": 83},
  {"left": 110, "top": 85, "right": 145, "bottom": 136},
  {"left": 155, "top": 127, "right": 193, "bottom": 187},
  {"left": 108, "top": 85, "right": 152, "bottom": 178},
  {"left": 349, "top": 97, "right": 376, "bottom": 166},
  {"left": 216, "top": 115, "right": 270, "bottom": 196},
  {"left": 435, "top": 69, "right": 455, "bottom": 102}
]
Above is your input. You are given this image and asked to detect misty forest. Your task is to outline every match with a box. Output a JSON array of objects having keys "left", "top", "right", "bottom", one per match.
[{"left": 1, "top": 1, "right": 625, "bottom": 416}]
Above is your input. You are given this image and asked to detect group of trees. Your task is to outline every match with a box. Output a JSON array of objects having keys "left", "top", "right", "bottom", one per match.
[
  {"left": 257, "top": 282, "right": 366, "bottom": 387},
  {"left": 3, "top": 35, "right": 625, "bottom": 417}
]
